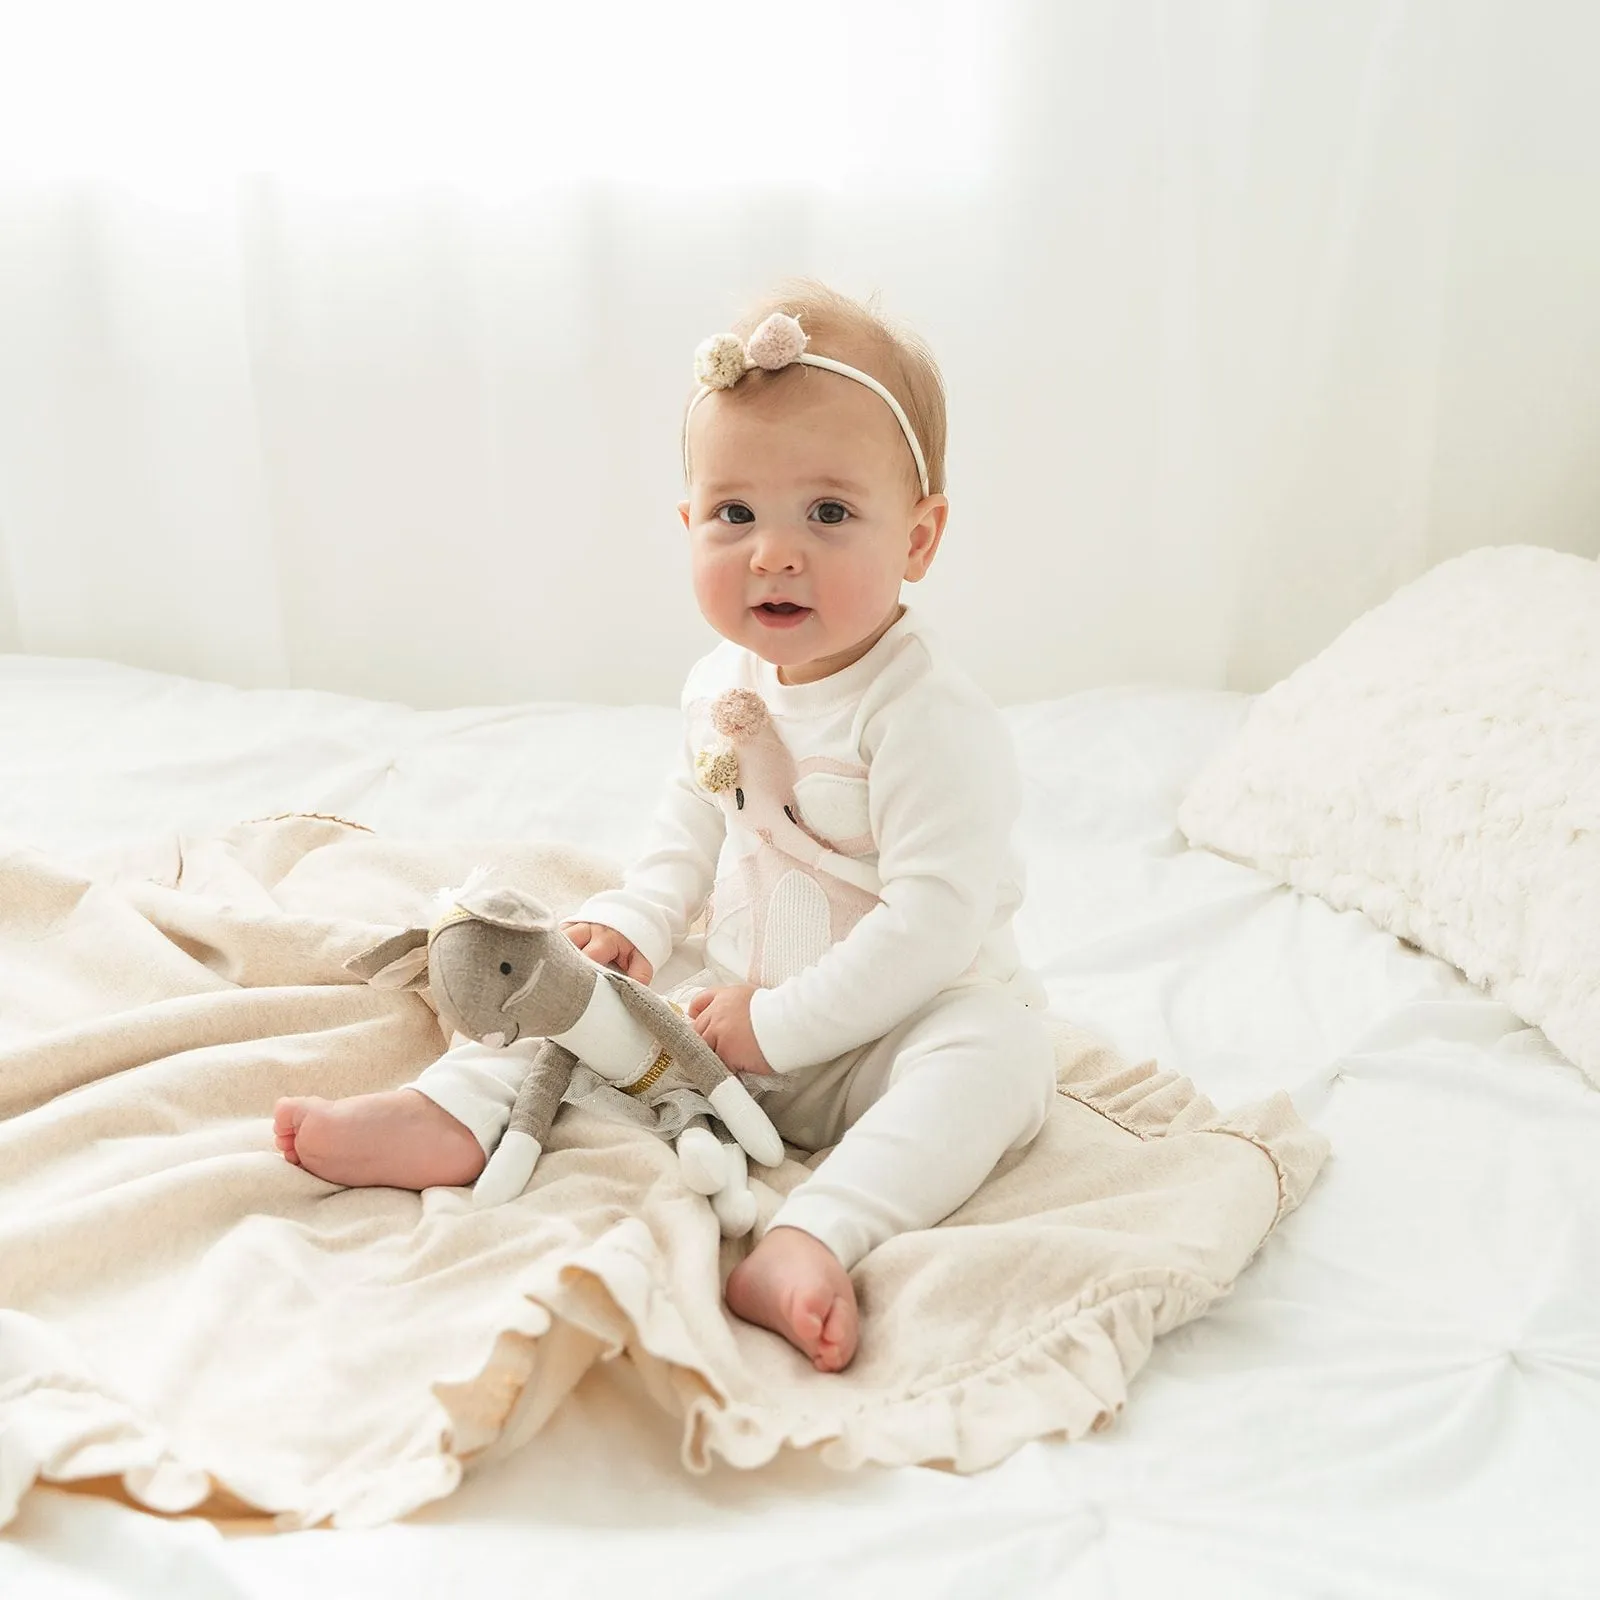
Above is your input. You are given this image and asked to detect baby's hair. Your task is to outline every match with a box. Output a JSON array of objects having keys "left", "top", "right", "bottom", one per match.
[{"left": 702, "top": 278, "right": 948, "bottom": 498}]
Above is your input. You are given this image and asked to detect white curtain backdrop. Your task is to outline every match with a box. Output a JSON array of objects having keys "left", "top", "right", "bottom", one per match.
[{"left": 1, "top": 0, "right": 1597, "bottom": 709}]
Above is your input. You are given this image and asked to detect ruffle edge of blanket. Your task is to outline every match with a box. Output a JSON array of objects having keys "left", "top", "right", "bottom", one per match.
[
  {"left": 0, "top": 1034, "right": 1328, "bottom": 1528},
  {"left": 519, "top": 1038, "right": 1330, "bottom": 1479}
]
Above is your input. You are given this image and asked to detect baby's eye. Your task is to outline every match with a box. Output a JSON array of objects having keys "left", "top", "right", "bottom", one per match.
[
  {"left": 812, "top": 500, "right": 850, "bottom": 526},
  {"left": 715, "top": 503, "right": 755, "bottom": 525}
]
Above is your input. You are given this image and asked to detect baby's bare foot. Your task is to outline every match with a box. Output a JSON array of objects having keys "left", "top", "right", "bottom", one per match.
[
  {"left": 725, "top": 1225, "right": 859, "bottom": 1373},
  {"left": 273, "top": 1089, "right": 486, "bottom": 1191}
]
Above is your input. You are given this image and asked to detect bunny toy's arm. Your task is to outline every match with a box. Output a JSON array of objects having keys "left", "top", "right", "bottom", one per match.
[
  {"left": 605, "top": 973, "right": 784, "bottom": 1169},
  {"left": 471, "top": 1038, "right": 577, "bottom": 1207}
]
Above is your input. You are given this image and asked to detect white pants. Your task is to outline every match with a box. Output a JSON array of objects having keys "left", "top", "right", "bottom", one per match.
[
  {"left": 410, "top": 1034, "right": 545, "bottom": 1152},
  {"left": 410, "top": 980, "right": 1056, "bottom": 1272}
]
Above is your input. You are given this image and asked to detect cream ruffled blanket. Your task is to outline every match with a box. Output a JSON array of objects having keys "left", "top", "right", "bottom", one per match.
[{"left": 0, "top": 817, "right": 1328, "bottom": 1530}]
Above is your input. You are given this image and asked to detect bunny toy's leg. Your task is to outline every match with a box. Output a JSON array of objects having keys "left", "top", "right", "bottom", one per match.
[
  {"left": 677, "top": 1117, "right": 726, "bottom": 1195},
  {"left": 708, "top": 1139, "right": 757, "bottom": 1238},
  {"left": 608, "top": 976, "right": 785, "bottom": 1169},
  {"left": 675, "top": 1119, "right": 758, "bottom": 1239}
]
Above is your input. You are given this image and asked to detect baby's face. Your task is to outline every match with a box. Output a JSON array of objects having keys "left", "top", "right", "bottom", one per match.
[{"left": 681, "top": 377, "right": 944, "bottom": 685}]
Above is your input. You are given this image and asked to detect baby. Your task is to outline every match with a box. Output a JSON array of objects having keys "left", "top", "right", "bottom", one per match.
[{"left": 275, "top": 281, "right": 1056, "bottom": 1373}]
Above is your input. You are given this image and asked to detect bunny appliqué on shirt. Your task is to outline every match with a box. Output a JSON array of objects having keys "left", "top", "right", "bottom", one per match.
[{"left": 690, "top": 688, "right": 882, "bottom": 987}]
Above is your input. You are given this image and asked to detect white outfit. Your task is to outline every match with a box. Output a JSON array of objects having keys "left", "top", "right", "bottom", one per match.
[
  {"left": 580, "top": 607, "right": 1045, "bottom": 1068},
  {"left": 411, "top": 607, "right": 1056, "bottom": 1269},
  {"left": 413, "top": 1035, "right": 543, "bottom": 1153}
]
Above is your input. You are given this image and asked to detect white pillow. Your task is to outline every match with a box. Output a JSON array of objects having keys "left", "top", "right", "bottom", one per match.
[{"left": 1178, "top": 545, "right": 1600, "bottom": 1085}]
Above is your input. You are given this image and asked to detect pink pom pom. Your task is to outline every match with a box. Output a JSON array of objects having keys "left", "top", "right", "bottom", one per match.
[
  {"left": 744, "top": 312, "right": 808, "bottom": 371},
  {"left": 710, "top": 689, "right": 770, "bottom": 740}
]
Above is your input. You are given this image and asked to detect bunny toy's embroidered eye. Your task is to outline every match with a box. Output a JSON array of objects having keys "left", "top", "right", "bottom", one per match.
[
  {"left": 500, "top": 961, "right": 512, "bottom": 975},
  {"left": 735, "top": 788, "right": 745, "bottom": 809}
]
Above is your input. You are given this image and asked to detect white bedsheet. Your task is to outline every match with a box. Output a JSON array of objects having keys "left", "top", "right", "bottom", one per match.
[{"left": 2, "top": 655, "right": 1596, "bottom": 1600}]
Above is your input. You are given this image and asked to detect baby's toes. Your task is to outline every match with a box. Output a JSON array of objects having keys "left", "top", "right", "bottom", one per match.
[
  {"left": 787, "top": 1292, "right": 830, "bottom": 1355},
  {"left": 273, "top": 1097, "right": 312, "bottom": 1162},
  {"left": 813, "top": 1299, "right": 857, "bottom": 1373}
]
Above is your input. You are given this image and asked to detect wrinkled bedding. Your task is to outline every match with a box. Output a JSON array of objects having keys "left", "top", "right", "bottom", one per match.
[
  {"left": 0, "top": 816, "right": 1322, "bottom": 1527},
  {"left": 2, "top": 656, "right": 1597, "bottom": 1599}
]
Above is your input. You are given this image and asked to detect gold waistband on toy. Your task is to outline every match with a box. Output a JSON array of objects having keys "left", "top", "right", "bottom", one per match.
[{"left": 623, "top": 1049, "right": 672, "bottom": 1097}]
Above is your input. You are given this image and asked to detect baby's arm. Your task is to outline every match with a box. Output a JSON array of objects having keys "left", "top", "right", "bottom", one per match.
[
  {"left": 748, "top": 684, "right": 1021, "bottom": 1072},
  {"left": 563, "top": 921, "right": 653, "bottom": 983},
  {"left": 564, "top": 715, "right": 726, "bottom": 980},
  {"left": 687, "top": 983, "right": 770, "bottom": 1075}
]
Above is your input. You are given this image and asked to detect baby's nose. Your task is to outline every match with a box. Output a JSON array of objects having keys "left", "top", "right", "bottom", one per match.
[{"left": 750, "top": 528, "right": 803, "bottom": 571}]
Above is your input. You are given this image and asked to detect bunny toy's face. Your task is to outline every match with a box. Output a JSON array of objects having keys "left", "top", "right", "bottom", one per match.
[{"left": 427, "top": 918, "right": 593, "bottom": 1047}]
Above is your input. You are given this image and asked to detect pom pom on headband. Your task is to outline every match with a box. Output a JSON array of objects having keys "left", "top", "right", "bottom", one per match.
[
  {"left": 684, "top": 310, "right": 931, "bottom": 496},
  {"left": 693, "top": 313, "right": 809, "bottom": 388},
  {"left": 745, "top": 311, "right": 808, "bottom": 369},
  {"left": 693, "top": 332, "right": 749, "bottom": 389}
]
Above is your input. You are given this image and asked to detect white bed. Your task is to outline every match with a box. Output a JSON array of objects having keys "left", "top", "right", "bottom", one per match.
[{"left": 2, "top": 654, "right": 1596, "bottom": 1600}]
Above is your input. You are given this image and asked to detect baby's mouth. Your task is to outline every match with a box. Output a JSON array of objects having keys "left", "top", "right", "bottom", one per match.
[{"left": 753, "top": 601, "right": 812, "bottom": 628}]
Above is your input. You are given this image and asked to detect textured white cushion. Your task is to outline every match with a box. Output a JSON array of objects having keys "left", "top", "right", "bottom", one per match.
[{"left": 1179, "top": 545, "right": 1600, "bottom": 1084}]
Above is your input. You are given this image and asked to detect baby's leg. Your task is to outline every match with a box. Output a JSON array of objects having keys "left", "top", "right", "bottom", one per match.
[
  {"left": 275, "top": 1036, "right": 538, "bottom": 1190},
  {"left": 774, "top": 990, "right": 1056, "bottom": 1265},
  {"left": 726, "top": 990, "right": 1055, "bottom": 1370}
]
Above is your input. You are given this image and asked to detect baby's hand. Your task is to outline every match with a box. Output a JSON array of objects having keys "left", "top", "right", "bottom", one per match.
[
  {"left": 562, "top": 922, "right": 653, "bottom": 985},
  {"left": 688, "top": 985, "right": 772, "bottom": 1076}
]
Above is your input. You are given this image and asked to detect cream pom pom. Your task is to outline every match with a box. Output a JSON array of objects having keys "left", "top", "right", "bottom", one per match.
[
  {"left": 694, "top": 745, "right": 740, "bottom": 793},
  {"left": 710, "top": 688, "right": 770, "bottom": 740},
  {"left": 694, "top": 333, "right": 748, "bottom": 389},
  {"left": 744, "top": 312, "right": 808, "bottom": 371}
]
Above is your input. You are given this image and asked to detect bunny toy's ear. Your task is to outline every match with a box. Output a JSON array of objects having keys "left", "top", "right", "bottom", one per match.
[
  {"left": 345, "top": 928, "right": 431, "bottom": 990},
  {"left": 449, "top": 881, "right": 558, "bottom": 935}
]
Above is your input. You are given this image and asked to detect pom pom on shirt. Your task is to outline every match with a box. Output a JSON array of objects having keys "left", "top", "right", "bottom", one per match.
[
  {"left": 711, "top": 688, "right": 770, "bottom": 740},
  {"left": 694, "top": 746, "right": 740, "bottom": 793}
]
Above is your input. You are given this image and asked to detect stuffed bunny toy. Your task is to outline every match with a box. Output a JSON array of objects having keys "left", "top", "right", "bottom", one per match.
[{"left": 346, "top": 874, "right": 784, "bottom": 1234}]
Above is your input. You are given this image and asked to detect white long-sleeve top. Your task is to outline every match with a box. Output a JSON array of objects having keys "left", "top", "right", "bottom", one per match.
[{"left": 570, "top": 608, "right": 1043, "bottom": 1073}]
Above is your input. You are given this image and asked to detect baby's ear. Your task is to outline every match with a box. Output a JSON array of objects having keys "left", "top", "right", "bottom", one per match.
[{"left": 903, "top": 493, "right": 949, "bottom": 582}]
